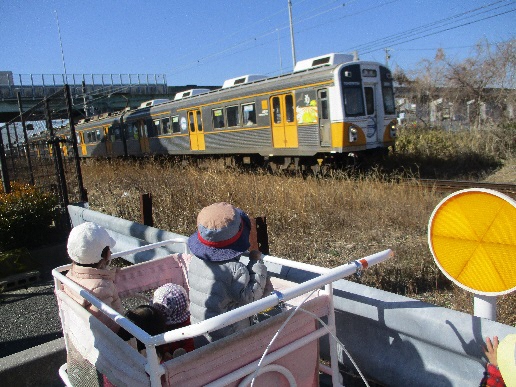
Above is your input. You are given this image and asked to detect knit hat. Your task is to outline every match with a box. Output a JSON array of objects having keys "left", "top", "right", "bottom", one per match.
[
  {"left": 152, "top": 283, "right": 190, "bottom": 325},
  {"left": 67, "top": 222, "right": 116, "bottom": 265},
  {"left": 187, "top": 202, "right": 251, "bottom": 261},
  {"left": 497, "top": 334, "right": 516, "bottom": 387}
]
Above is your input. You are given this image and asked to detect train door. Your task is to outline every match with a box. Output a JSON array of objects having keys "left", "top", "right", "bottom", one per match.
[
  {"left": 317, "top": 89, "right": 331, "bottom": 146},
  {"left": 61, "top": 135, "right": 68, "bottom": 156},
  {"left": 270, "top": 94, "right": 298, "bottom": 148},
  {"left": 363, "top": 85, "right": 379, "bottom": 142},
  {"left": 138, "top": 120, "right": 150, "bottom": 153},
  {"left": 104, "top": 126, "right": 113, "bottom": 156},
  {"left": 79, "top": 132, "right": 87, "bottom": 156},
  {"left": 188, "top": 109, "right": 205, "bottom": 151}
]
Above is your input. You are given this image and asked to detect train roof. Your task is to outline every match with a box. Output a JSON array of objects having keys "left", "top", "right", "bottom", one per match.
[{"left": 74, "top": 53, "right": 389, "bottom": 127}]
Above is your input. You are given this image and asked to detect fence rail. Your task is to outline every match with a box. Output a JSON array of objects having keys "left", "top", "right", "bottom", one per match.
[{"left": 0, "top": 73, "right": 168, "bottom": 100}]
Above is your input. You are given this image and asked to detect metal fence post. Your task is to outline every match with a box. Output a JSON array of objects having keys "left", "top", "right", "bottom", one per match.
[
  {"left": 140, "top": 193, "right": 153, "bottom": 227},
  {"left": 64, "top": 85, "right": 87, "bottom": 202},
  {"left": 120, "top": 115, "right": 128, "bottom": 157},
  {"left": 0, "top": 126, "right": 11, "bottom": 193},
  {"left": 17, "top": 92, "right": 35, "bottom": 185},
  {"left": 4, "top": 123, "right": 16, "bottom": 179},
  {"left": 255, "top": 217, "right": 269, "bottom": 255},
  {"left": 44, "top": 98, "right": 69, "bottom": 208}
]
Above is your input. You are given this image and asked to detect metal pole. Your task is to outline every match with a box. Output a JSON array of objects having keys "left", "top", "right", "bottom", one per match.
[
  {"left": 120, "top": 115, "right": 128, "bottom": 157},
  {"left": 5, "top": 123, "right": 16, "bottom": 177},
  {"left": 17, "top": 92, "right": 35, "bottom": 185},
  {"left": 473, "top": 294, "right": 497, "bottom": 321},
  {"left": 82, "top": 80, "right": 89, "bottom": 117},
  {"left": 288, "top": 0, "right": 296, "bottom": 68},
  {"left": 140, "top": 193, "right": 153, "bottom": 227},
  {"left": 0, "top": 126, "right": 11, "bottom": 193},
  {"left": 45, "top": 98, "right": 69, "bottom": 209},
  {"left": 65, "top": 84, "right": 87, "bottom": 202},
  {"left": 13, "top": 121, "right": 21, "bottom": 157}
]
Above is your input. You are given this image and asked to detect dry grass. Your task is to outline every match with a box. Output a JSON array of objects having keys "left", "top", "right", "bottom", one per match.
[{"left": 81, "top": 156, "right": 515, "bottom": 326}]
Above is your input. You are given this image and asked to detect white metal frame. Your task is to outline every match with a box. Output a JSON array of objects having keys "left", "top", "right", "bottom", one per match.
[{"left": 53, "top": 242, "right": 393, "bottom": 386}]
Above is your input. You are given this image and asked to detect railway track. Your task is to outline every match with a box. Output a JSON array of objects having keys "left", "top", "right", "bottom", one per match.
[{"left": 415, "top": 179, "right": 516, "bottom": 199}]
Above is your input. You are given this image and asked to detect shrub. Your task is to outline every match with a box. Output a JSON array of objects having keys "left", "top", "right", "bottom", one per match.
[{"left": 0, "top": 182, "right": 58, "bottom": 251}]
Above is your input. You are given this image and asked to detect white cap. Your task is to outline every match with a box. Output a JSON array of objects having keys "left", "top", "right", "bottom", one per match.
[{"left": 67, "top": 222, "right": 116, "bottom": 265}]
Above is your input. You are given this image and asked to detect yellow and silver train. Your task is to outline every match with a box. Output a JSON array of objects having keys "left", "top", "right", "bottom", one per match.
[{"left": 73, "top": 53, "right": 397, "bottom": 170}]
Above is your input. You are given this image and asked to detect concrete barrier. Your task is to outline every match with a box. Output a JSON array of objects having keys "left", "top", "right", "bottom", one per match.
[{"left": 0, "top": 338, "right": 66, "bottom": 386}]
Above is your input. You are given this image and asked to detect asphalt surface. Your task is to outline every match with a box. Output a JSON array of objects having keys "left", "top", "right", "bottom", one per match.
[
  {"left": 0, "top": 243, "right": 68, "bottom": 359},
  {"left": 0, "top": 278, "right": 63, "bottom": 358}
]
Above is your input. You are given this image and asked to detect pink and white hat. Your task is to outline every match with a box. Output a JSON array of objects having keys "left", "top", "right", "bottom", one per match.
[
  {"left": 152, "top": 283, "right": 190, "bottom": 325},
  {"left": 187, "top": 202, "right": 251, "bottom": 262}
]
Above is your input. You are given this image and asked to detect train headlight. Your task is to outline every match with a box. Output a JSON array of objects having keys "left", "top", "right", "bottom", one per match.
[
  {"left": 390, "top": 124, "right": 397, "bottom": 138},
  {"left": 349, "top": 127, "right": 358, "bottom": 143}
]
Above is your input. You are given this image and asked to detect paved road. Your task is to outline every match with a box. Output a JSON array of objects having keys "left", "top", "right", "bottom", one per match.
[
  {"left": 0, "top": 278, "right": 63, "bottom": 358},
  {"left": 0, "top": 243, "right": 68, "bottom": 359}
]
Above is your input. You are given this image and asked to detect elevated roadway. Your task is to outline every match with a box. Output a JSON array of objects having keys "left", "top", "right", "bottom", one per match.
[{"left": 0, "top": 71, "right": 219, "bottom": 122}]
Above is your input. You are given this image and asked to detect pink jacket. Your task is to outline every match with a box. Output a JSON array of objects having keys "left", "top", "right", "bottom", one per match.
[{"left": 63, "top": 264, "right": 124, "bottom": 331}]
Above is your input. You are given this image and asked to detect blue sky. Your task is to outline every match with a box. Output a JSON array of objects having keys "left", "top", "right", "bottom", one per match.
[{"left": 0, "top": 0, "right": 514, "bottom": 86}]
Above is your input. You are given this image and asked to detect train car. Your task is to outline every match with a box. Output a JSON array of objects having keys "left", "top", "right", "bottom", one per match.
[{"left": 74, "top": 53, "right": 397, "bottom": 170}]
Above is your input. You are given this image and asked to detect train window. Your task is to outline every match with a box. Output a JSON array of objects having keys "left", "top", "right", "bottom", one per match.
[
  {"left": 126, "top": 123, "right": 139, "bottom": 140},
  {"left": 318, "top": 90, "right": 329, "bottom": 120},
  {"left": 365, "top": 87, "right": 375, "bottom": 115},
  {"left": 227, "top": 105, "right": 239, "bottom": 127},
  {"left": 154, "top": 119, "right": 161, "bottom": 134},
  {"left": 212, "top": 108, "right": 225, "bottom": 129},
  {"left": 114, "top": 127, "right": 121, "bottom": 141},
  {"left": 382, "top": 84, "right": 395, "bottom": 115},
  {"left": 242, "top": 103, "right": 256, "bottom": 125},
  {"left": 171, "top": 116, "right": 180, "bottom": 133},
  {"left": 162, "top": 118, "right": 170, "bottom": 134},
  {"left": 285, "top": 95, "right": 294, "bottom": 123},
  {"left": 380, "top": 66, "right": 396, "bottom": 115},
  {"left": 145, "top": 119, "right": 156, "bottom": 137},
  {"left": 76, "top": 133, "right": 81, "bottom": 144},
  {"left": 343, "top": 87, "right": 365, "bottom": 117},
  {"left": 96, "top": 130, "right": 101, "bottom": 141},
  {"left": 272, "top": 97, "right": 281, "bottom": 123},
  {"left": 196, "top": 111, "right": 203, "bottom": 132}
]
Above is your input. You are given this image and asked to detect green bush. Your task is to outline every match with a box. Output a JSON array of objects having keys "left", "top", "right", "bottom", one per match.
[{"left": 0, "top": 182, "right": 58, "bottom": 251}]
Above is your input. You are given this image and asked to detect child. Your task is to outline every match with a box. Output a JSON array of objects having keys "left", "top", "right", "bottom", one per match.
[
  {"left": 480, "top": 336, "right": 506, "bottom": 387},
  {"left": 187, "top": 202, "right": 268, "bottom": 344},
  {"left": 152, "top": 283, "right": 195, "bottom": 356},
  {"left": 118, "top": 284, "right": 194, "bottom": 362},
  {"left": 117, "top": 305, "right": 167, "bottom": 357},
  {"left": 63, "top": 222, "right": 124, "bottom": 332}
]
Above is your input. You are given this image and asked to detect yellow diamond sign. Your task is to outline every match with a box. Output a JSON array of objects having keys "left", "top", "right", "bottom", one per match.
[{"left": 428, "top": 189, "right": 516, "bottom": 295}]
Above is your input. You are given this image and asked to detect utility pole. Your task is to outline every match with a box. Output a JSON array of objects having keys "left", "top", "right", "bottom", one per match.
[
  {"left": 385, "top": 48, "right": 392, "bottom": 67},
  {"left": 288, "top": 0, "right": 296, "bottom": 68}
]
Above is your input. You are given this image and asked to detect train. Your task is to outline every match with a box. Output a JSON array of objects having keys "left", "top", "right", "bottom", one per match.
[{"left": 55, "top": 53, "right": 398, "bottom": 171}]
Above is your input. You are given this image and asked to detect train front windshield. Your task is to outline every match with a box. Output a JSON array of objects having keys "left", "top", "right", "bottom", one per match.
[
  {"left": 380, "top": 66, "right": 396, "bottom": 115},
  {"left": 340, "top": 64, "right": 396, "bottom": 117}
]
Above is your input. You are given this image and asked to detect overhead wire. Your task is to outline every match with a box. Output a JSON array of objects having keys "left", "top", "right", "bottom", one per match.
[
  {"left": 168, "top": 0, "right": 513, "bottom": 79},
  {"left": 350, "top": 0, "right": 514, "bottom": 54},
  {"left": 352, "top": 0, "right": 512, "bottom": 50},
  {"left": 358, "top": 7, "right": 516, "bottom": 55},
  {"left": 169, "top": 0, "right": 359, "bottom": 77}
]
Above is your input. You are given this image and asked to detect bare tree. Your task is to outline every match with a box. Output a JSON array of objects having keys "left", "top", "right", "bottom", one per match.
[
  {"left": 401, "top": 39, "right": 515, "bottom": 128},
  {"left": 443, "top": 38, "right": 515, "bottom": 127}
]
